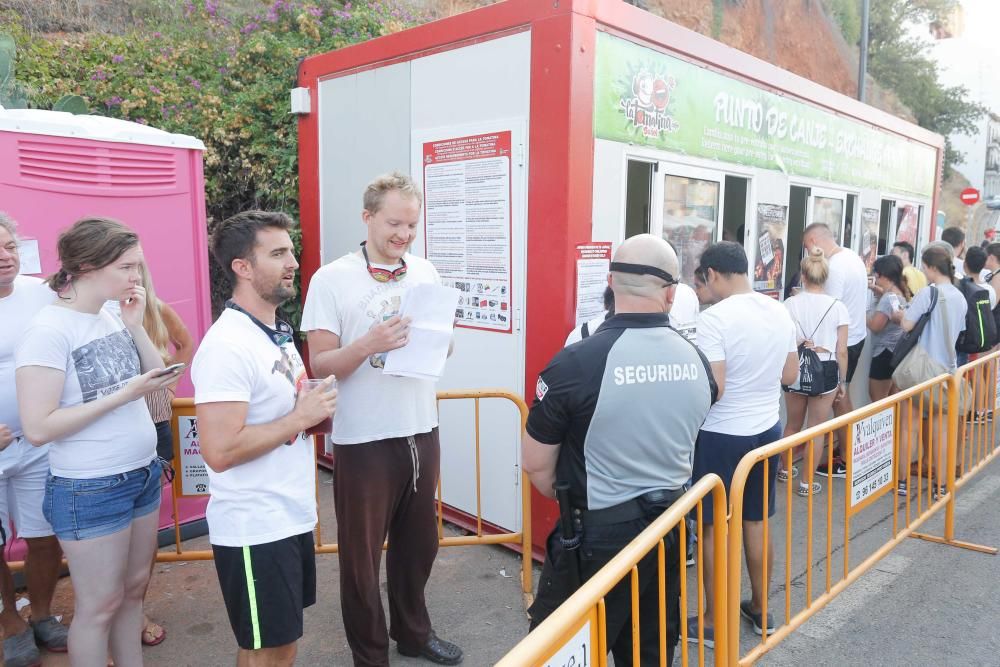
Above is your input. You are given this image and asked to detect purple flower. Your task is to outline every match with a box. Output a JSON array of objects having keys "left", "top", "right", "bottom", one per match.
[
  {"left": 90, "top": 69, "right": 107, "bottom": 81},
  {"left": 241, "top": 21, "right": 260, "bottom": 34},
  {"left": 152, "top": 31, "right": 162, "bottom": 38},
  {"left": 218, "top": 66, "right": 229, "bottom": 75},
  {"left": 206, "top": 0, "right": 218, "bottom": 17},
  {"left": 136, "top": 118, "right": 148, "bottom": 125},
  {"left": 188, "top": 77, "right": 202, "bottom": 91},
  {"left": 266, "top": 7, "right": 279, "bottom": 22},
  {"left": 105, "top": 96, "right": 123, "bottom": 107},
  {"left": 307, "top": 6, "right": 322, "bottom": 17},
  {"left": 149, "top": 85, "right": 162, "bottom": 94},
  {"left": 112, "top": 54, "right": 124, "bottom": 63}
]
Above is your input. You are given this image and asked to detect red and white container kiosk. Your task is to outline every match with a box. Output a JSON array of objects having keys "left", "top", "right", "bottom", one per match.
[
  {"left": 0, "top": 108, "right": 212, "bottom": 555},
  {"left": 296, "top": 0, "right": 944, "bottom": 556}
]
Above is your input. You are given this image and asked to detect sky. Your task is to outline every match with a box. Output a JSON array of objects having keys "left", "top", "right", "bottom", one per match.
[{"left": 928, "top": 0, "right": 1000, "bottom": 113}]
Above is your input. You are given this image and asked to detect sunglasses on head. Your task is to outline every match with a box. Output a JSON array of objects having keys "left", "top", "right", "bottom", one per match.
[{"left": 361, "top": 242, "right": 407, "bottom": 283}]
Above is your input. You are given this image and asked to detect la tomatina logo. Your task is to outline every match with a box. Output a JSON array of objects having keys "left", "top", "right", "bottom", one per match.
[{"left": 619, "top": 69, "right": 679, "bottom": 138}]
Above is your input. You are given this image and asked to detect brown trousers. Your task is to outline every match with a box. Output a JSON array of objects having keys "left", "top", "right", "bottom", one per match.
[{"left": 333, "top": 428, "right": 440, "bottom": 667}]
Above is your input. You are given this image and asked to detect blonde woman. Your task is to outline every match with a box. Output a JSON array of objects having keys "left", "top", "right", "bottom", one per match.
[
  {"left": 780, "top": 248, "right": 850, "bottom": 497},
  {"left": 138, "top": 262, "right": 194, "bottom": 647}
]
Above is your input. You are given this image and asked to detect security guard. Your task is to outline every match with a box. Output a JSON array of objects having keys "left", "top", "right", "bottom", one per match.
[{"left": 523, "top": 234, "right": 716, "bottom": 666}]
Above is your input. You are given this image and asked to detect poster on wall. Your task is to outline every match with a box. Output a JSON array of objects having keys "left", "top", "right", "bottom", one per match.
[
  {"left": 753, "top": 204, "right": 787, "bottom": 299},
  {"left": 175, "top": 415, "right": 210, "bottom": 496},
  {"left": 16, "top": 239, "right": 41, "bottom": 275},
  {"left": 575, "top": 242, "right": 612, "bottom": 327},
  {"left": 423, "top": 131, "right": 512, "bottom": 333},
  {"left": 896, "top": 204, "right": 919, "bottom": 248},
  {"left": 860, "top": 208, "right": 880, "bottom": 273}
]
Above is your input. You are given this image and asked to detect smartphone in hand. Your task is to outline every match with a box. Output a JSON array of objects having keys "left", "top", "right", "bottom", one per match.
[{"left": 154, "top": 363, "right": 186, "bottom": 378}]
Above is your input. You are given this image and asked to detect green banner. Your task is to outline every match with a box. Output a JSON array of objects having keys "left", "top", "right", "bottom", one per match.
[{"left": 594, "top": 33, "right": 937, "bottom": 199}]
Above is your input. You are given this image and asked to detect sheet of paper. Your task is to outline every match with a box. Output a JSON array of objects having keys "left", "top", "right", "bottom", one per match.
[
  {"left": 383, "top": 284, "right": 460, "bottom": 380},
  {"left": 17, "top": 239, "right": 41, "bottom": 275}
]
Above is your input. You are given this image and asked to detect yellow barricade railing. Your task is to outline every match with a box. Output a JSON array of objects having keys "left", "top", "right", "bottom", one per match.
[
  {"left": 157, "top": 390, "right": 534, "bottom": 608},
  {"left": 727, "top": 360, "right": 1000, "bottom": 666},
  {"left": 953, "top": 351, "right": 1000, "bottom": 490},
  {"left": 496, "top": 474, "right": 729, "bottom": 667}
]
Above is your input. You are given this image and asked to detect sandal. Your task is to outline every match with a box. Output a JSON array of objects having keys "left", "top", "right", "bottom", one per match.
[
  {"left": 777, "top": 465, "right": 798, "bottom": 482},
  {"left": 797, "top": 481, "right": 821, "bottom": 497},
  {"left": 141, "top": 620, "right": 167, "bottom": 647}
]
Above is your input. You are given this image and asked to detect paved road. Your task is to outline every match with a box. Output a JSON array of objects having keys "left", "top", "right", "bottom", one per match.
[{"left": 9, "top": 458, "right": 1000, "bottom": 665}]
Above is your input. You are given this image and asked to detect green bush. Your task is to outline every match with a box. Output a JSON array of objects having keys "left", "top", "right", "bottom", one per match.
[
  {"left": 1, "top": 0, "right": 426, "bottom": 323},
  {"left": 823, "top": 0, "right": 862, "bottom": 46}
]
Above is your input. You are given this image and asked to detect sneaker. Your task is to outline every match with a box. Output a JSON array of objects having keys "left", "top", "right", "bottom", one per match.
[
  {"left": 932, "top": 485, "right": 947, "bottom": 501},
  {"left": 816, "top": 457, "right": 847, "bottom": 478},
  {"left": 2, "top": 626, "right": 41, "bottom": 667},
  {"left": 777, "top": 465, "right": 798, "bottom": 482},
  {"left": 685, "top": 617, "right": 714, "bottom": 648},
  {"left": 31, "top": 615, "right": 69, "bottom": 652},
  {"left": 739, "top": 600, "right": 775, "bottom": 636},
  {"left": 685, "top": 544, "right": 695, "bottom": 566},
  {"left": 897, "top": 481, "right": 907, "bottom": 497},
  {"left": 796, "top": 481, "right": 822, "bottom": 497}
]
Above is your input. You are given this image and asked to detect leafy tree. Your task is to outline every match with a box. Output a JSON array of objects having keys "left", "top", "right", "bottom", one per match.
[{"left": 864, "top": 0, "right": 985, "bottom": 174}]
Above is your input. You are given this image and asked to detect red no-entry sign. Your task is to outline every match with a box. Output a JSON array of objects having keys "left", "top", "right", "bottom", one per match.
[{"left": 961, "top": 187, "right": 980, "bottom": 206}]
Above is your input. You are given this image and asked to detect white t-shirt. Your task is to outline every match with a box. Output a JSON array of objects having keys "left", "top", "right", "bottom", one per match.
[
  {"left": 697, "top": 291, "right": 797, "bottom": 435},
  {"left": 15, "top": 305, "right": 156, "bottom": 478},
  {"left": 0, "top": 276, "right": 54, "bottom": 438},
  {"left": 905, "top": 283, "right": 967, "bottom": 370},
  {"left": 192, "top": 308, "right": 316, "bottom": 547},
  {"left": 669, "top": 282, "right": 700, "bottom": 344},
  {"left": 301, "top": 252, "right": 442, "bottom": 444},
  {"left": 564, "top": 313, "right": 608, "bottom": 346},
  {"left": 783, "top": 292, "right": 850, "bottom": 362},
  {"left": 824, "top": 249, "right": 869, "bottom": 345}
]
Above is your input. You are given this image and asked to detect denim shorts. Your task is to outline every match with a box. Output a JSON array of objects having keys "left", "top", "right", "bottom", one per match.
[{"left": 43, "top": 459, "right": 161, "bottom": 541}]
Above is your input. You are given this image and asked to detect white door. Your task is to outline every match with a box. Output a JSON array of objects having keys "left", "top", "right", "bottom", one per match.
[
  {"left": 652, "top": 163, "right": 725, "bottom": 289},
  {"left": 807, "top": 187, "right": 848, "bottom": 245},
  {"left": 410, "top": 120, "right": 528, "bottom": 533}
]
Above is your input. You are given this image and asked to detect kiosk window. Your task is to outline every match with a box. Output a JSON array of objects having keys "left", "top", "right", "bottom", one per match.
[
  {"left": 661, "top": 175, "right": 719, "bottom": 287},
  {"left": 813, "top": 196, "right": 844, "bottom": 242},
  {"left": 625, "top": 160, "right": 654, "bottom": 238}
]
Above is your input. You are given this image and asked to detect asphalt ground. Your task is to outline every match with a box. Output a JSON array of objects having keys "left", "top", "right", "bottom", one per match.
[{"left": 6, "top": 458, "right": 1000, "bottom": 665}]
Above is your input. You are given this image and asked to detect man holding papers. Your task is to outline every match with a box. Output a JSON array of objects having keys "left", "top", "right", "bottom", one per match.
[{"left": 302, "top": 173, "right": 463, "bottom": 667}]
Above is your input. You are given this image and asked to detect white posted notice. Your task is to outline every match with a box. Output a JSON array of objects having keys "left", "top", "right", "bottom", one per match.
[
  {"left": 423, "top": 131, "right": 512, "bottom": 333},
  {"left": 575, "top": 242, "right": 612, "bottom": 327},
  {"left": 383, "top": 284, "right": 460, "bottom": 380},
  {"left": 177, "top": 415, "right": 210, "bottom": 496},
  {"left": 542, "top": 619, "right": 591, "bottom": 667},
  {"left": 850, "top": 407, "right": 894, "bottom": 507}
]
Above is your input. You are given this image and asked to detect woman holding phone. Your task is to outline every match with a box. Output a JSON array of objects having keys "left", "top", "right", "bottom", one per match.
[
  {"left": 138, "top": 261, "right": 194, "bottom": 648},
  {"left": 867, "top": 255, "right": 912, "bottom": 401},
  {"left": 15, "top": 218, "right": 182, "bottom": 666}
]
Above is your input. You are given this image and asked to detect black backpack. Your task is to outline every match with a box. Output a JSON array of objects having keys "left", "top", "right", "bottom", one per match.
[{"left": 956, "top": 277, "right": 998, "bottom": 353}]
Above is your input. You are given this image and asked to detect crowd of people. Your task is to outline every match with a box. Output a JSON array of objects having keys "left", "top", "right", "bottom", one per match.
[{"left": 0, "top": 164, "right": 995, "bottom": 667}]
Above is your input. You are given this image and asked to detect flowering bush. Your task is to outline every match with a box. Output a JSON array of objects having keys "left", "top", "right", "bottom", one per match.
[{"left": 1, "top": 0, "right": 426, "bottom": 322}]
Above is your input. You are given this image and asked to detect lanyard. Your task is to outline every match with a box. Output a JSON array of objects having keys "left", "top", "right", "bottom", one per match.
[{"left": 225, "top": 300, "right": 294, "bottom": 347}]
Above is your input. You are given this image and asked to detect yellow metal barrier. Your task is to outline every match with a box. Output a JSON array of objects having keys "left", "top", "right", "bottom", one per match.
[
  {"left": 496, "top": 475, "right": 729, "bottom": 667},
  {"left": 157, "top": 391, "right": 534, "bottom": 608}
]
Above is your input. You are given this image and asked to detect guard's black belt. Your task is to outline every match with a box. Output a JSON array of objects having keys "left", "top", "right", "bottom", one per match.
[{"left": 574, "top": 488, "right": 684, "bottom": 528}]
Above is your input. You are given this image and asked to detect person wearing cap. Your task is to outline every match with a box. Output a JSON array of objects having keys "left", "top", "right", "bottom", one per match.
[
  {"left": 688, "top": 241, "right": 798, "bottom": 644},
  {"left": 523, "top": 233, "right": 716, "bottom": 666}
]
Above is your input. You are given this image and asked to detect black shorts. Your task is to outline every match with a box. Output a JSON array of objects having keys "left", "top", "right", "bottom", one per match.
[
  {"left": 154, "top": 421, "right": 174, "bottom": 461},
  {"left": 846, "top": 338, "right": 866, "bottom": 383},
  {"left": 870, "top": 349, "right": 894, "bottom": 381},
  {"left": 692, "top": 423, "right": 782, "bottom": 525},
  {"left": 213, "top": 532, "right": 316, "bottom": 650}
]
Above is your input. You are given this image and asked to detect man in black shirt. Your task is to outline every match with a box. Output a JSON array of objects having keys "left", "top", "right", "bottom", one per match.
[{"left": 523, "top": 234, "right": 716, "bottom": 666}]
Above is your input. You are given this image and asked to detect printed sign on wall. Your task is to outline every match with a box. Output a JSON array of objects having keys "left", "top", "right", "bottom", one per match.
[{"left": 423, "top": 131, "right": 513, "bottom": 333}]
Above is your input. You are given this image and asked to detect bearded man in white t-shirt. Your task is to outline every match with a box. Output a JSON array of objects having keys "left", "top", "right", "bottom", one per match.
[
  {"left": 193, "top": 211, "right": 336, "bottom": 666},
  {"left": 302, "top": 173, "right": 463, "bottom": 667},
  {"left": 0, "top": 213, "right": 70, "bottom": 665},
  {"left": 803, "top": 223, "right": 868, "bottom": 478}
]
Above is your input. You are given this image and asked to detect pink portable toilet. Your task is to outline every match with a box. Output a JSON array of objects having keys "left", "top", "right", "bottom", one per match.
[{"left": 0, "top": 108, "right": 212, "bottom": 554}]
